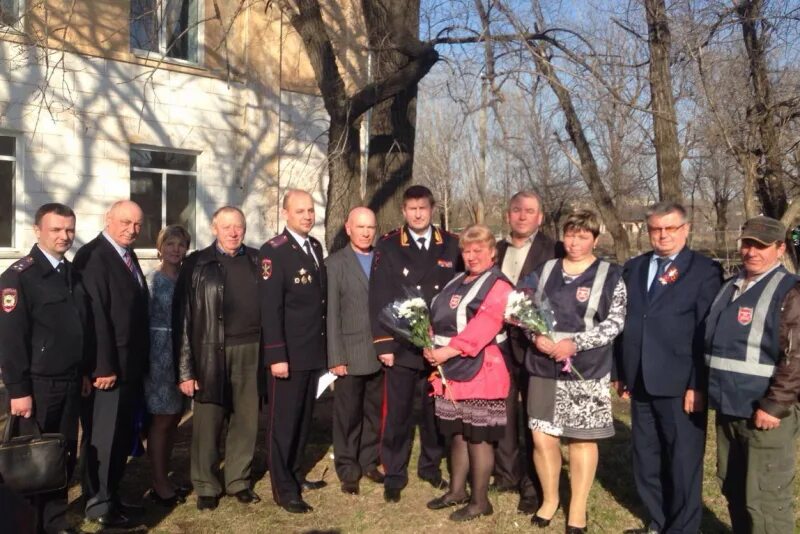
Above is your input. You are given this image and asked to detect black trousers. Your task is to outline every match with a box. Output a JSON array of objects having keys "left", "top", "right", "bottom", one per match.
[
  {"left": 493, "top": 361, "right": 539, "bottom": 499},
  {"left": 332, "top": 371, "right": 383, "bottom": 483},
  {"left": 631, "top": 390, "right": 707, "bottom": 534},
  {"left": 21, "top": 377, "right": 81, "bottom": 533},
  {"left": 266, "top": 369, "right": 318, "bottom": 504},
  {"left": 80, "top": 382, "right": 139, "bottom": 519},
  {"left": 381, "top": 365, "right": 444, "bottom": 489}
]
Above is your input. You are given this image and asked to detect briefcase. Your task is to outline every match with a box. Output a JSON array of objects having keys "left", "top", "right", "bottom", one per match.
[{"left": 0, "top": 415, "right": 67, "bottom": 495}]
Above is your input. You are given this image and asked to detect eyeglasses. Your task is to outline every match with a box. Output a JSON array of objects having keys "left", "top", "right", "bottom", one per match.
[{"left": 647, "top": 223, "right": 686, "bottom": 235}]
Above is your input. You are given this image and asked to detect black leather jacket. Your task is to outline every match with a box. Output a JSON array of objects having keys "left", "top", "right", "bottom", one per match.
[{"left": 173, "top": 244, "right": 263, "bottom": 404}]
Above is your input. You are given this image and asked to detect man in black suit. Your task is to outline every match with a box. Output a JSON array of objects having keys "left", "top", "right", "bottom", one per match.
[
  {"left": 615, "top": 202, "right": 723, "bottom": 534},
  {"left": 75, "top": 200, "right": 150, "bottom": 528},
  {"left": 0, "top": 203, "right": 90, "bottom": 534},
  {"left": 369, "top": 185, "right": 461, "bottom": 503},
  {"left": 494, "top": 191, "right": 562, "bottom": 514},
  {"left": 260, "top": 189, "right": 327, "bottom": 514}
]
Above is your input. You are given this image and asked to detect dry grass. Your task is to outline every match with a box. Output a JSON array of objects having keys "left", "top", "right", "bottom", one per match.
[{"left": 67, "top": 395, "right": 799, "bottom": 533}]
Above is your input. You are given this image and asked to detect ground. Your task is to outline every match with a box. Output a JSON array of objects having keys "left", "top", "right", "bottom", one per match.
[{"left": 66, "top": 395, "right": 799, "bottom": 534}]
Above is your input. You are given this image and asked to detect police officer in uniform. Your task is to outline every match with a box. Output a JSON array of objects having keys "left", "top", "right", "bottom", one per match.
[
  {"left": 259, "top": 189, "right": 327, "bottom": 514},
  {"left": 0, "top": 203, "right": 90, "bottom": 534},
  {"left": 369, "top": 185, "right": 461, "bottom": 503},
  {"left": 705, "top": 216, "right": 800, "bottom": 534}
]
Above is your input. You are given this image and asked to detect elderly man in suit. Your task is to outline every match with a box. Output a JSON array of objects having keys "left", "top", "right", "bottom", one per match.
[
  {"left": 615, "top": 201, "right": 723, "bottom": 534},
  {"left": 75, "top": 199, "right": 150, "bottom": 528},
  {"left": 494, "top": 190, "right": 561, "bottom": 513},
  {"left": 327, "top": 207, "right": 385, "bottom": 495}
]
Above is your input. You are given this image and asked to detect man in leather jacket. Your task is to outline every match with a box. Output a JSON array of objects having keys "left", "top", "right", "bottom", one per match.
[{"left": 173, "top": 206, "right": 263, "bottom": 511}]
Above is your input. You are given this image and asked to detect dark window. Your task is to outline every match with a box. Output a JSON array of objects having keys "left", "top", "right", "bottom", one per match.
[
  {"left": 0, "top": 136, "right": 15, "bottom": 247},
  {"left": 130, "top": 0, "right": 158, "bottom": 53},
  {"left": 0, "top": 0, "right": 21, "bottom": 27},
  {"left": 130, "top": 148, "right": 197, "bottom": 249},
  {"left": 130, "top": 0, "right": 199, "bottom": 63}
]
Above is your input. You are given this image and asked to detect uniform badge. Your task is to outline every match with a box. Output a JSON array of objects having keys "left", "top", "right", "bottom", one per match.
[
  {"left": 1, "top": 288, "right": 17, "bottom": 313},
  {"left": 261, "top": 258, "right": 272, "bottom": 280},
  {"left": 737, "top": 307, "right": 753, "bottom": 326},
  {"left": 449, "top": 294, "right": 462, "bottom": 309},
  {"left": 298, "top": 268, "right": 308, "bottom": 284},
  {"left": 576, "top": 286, "right": 591, "bottom": 303},
  {"left": 437, "top": 259, "right": 453, "bottom": 268}
]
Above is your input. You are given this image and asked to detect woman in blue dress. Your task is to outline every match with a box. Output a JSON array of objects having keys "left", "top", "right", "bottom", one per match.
[{"left": 144, "top": 225, "right": 190, "bottom": 506}]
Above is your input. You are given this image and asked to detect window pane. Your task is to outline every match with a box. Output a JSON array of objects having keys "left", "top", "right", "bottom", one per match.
[
  {"left": 0, "top": 0, "right": 19, "bottom": 27},
  {"left": 132, "top": 149, "right": 196, "bottom": 171},
  {"left": 130, "top": 171, "right": 162, "bottom": 248},
  {"left": 166, "top": 174, "right": 196, "bottom": 243},
  {"left": 164, "top": 0, "right": 198, "bottom": 62},
  {"left": 0, "top": 160, "right": 12, "bottom": 247},
  {"left": 0, "top": 136, "right": 14, "bottom": 156},
  {"left": 130, "top": 0, "right": 158, "bottom": 52}
]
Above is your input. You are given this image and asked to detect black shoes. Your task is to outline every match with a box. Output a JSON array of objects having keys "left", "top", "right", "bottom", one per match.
[
  {"left": 196, "top": 495, "right": 219, "bottom": 511},
  {"left": 91, "top": 510, "right": 131, "bottom": 528},
  {"left": 364, "top": 468, "right": 385, "bottom": 484},
  {"left": 449, "top": 503, "right": 494, "bottom": 522},
  {"left": 566, "top": 526, "right": 588, "bottom": 533},
  {"left": 341, "top": 481, "right": 360, "bottom": 495},
  {"left": 420, "top": 474, "right": 449, "bottom": 490},
  {"left": 234, "top": 488, "right": 262, "bottom": 504},
  {"left": 426, "top": 494, "right": 470, "bottom": 510},
  {"left": 146, "top": 488, "right": 186, "bottom": 507},
  {"left": 517, "top": 495, "right": 539, "bottom": 514},
  {"left": 531, "top": 514, "right": 553, "bottom": 528},
  {"left": 280, "top": 499, "right": 313, "bottom": 513},
  {"left": 301, "top": 479, "right": 327, "bottom": 491},
  {"left": 383, "top": 487, "right": 402, "bottom": 503}
]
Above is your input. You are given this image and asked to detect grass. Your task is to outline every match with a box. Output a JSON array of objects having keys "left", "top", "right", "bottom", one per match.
[{"left": 67, "top": 395, "right": 799, "bottom": 533}]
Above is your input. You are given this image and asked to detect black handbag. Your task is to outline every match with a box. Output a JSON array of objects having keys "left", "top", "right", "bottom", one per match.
[{"left": 0, "top": 415, "right": 67, "bottom": 495}]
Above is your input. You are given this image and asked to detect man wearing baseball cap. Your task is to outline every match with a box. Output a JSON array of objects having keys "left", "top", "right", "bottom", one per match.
[{"left": 704, "top": 216, "right": 800, "bottom": 534}]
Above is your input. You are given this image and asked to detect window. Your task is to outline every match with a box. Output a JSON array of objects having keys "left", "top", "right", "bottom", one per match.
[
  {"left": 130, "top": 148, "right": 197, "bottom": 248},
  {"left": 0, "top": 136, "right": 15, "bottom": 247},
  {"left": 130, "top": 0, "right": 200, "bottom": 63},
  {"left": 0, "top": 0, "right": 22, "bottom": 27}
]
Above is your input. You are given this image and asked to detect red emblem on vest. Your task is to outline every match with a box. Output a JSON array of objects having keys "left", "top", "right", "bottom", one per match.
[
  {"left": 2, "top": 288, "right": 17, "bottom": 313},
  {"left": 261, "top": 258, "right": 272, "bottom": 280},
  {"left": 738, "top": 307, "right": 753, "bottom": 326},
  {"left": 576, "top": 286, "right": 591, "bottom": 303},
  {"left": 449, "top": 294, "right": 462, "bottom": 309}
]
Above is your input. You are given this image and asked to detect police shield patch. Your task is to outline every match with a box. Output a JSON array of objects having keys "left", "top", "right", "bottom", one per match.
[
  {"left": 737, "top": 307, "right": 753, "bottom": 326},
  {"left": 2, "top": 288, "right": 17, "bottom": 313},
  {"left": 449, "top": 294, "right": 462, "bottom": 309},
  {"left": 261, "top": 258, "right": 272, "bottom": 280},
  {"left": 576, "top": 286, "right": 591, "bottom": 303}
]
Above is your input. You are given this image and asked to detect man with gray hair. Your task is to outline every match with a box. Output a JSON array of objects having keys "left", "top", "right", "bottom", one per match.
[
  {"left": 174, "top": 206, "right": 263, "bottom": 511},
  {"left": 615, "top": 201, "right": 723, "bottom": 534}
]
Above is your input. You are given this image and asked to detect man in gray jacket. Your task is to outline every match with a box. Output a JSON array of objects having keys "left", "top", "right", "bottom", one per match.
[{"left": 326, "top": 207, "right": 385, "bottom": 495}]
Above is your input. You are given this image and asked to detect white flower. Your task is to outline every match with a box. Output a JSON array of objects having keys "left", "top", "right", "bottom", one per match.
[{"left": 504, "top": 290, "right": 530, "bottom": 319}]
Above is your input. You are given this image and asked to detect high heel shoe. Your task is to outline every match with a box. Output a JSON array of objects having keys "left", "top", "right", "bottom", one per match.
[{"left": 531, "top": 514, "right": 553, "bottom": 527}]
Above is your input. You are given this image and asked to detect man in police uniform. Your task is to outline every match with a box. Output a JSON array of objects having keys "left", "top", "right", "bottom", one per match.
[
  {"left": 259, "top": 189, "right": 327, "bottom": 514},
  {"left": 705, "top": 216, "right": 800, "bottom": 534},
  {"left": 0, "top": 203, "right": 90, "bottom": 534},
  {"left": 369, "top": 185, "right": 461, "bottom": 503}
]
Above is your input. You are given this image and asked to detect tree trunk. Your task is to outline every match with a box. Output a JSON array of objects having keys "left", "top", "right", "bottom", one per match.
[
  {"left": 362, "top": 0, "right": 422, "bottom": 236},
  {"left": 741, "top": 151, "right": 760, "bottom": 219},
  {"left": 644, "top": 0, "right": 683, "bottom": 203},
  {"left": 531, "top": 45, "right": 631, "bottom": 262},
  {"left": 714, "top": 198, "right": 728, "bottom": 254},
  {"left": 326, "top": 118, "right": 364, "bottom": 251},
  {"left": 737, "top": 0, "right": 788, "bottom": 218}
]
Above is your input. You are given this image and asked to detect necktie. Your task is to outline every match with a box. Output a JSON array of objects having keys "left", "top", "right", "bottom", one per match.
[
  {"left": 304, "top": 240, "right": 318, "bottom": 269},
  {"left": 649, "top": 257, "right": 669, "bottom": 298},
  {"left": 417, "top": 237, "right": 427, "bottom": 251},
  {"left": 123, "top": 250, "right": 141, "bottom": 285},
  {"left": 55, "top": 263, "right": 68, "bottom": 286}
]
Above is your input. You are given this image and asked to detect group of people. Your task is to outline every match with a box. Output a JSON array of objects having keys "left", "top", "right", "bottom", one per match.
[{"left": 0, "top": 185, "right": 797, "bottom": 534}]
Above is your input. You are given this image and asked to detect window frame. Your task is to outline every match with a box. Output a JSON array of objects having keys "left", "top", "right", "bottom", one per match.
[
  {"left": 129, "top": 146, "right": 199, "bottom": 252},
  {"left": 0, "top": 0, "right": 25, "bottom": 31},
  {"left": 129, "top": 0, "right": 205, "bottom": 67},
  {"left": 0, "top": 133, "right": 21, "bottom": 253}
]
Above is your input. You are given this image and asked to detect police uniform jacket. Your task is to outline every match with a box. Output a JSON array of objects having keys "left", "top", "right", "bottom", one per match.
[
  {"left": 369, "top": 225, "right": 462, "bottom": 370},
  {"left": 73, "top": 233, "right": 149, "bottom": 382},
  {"left": 173, "top": 244, "right": 264, "bottom": 404},
  {"left": 259, "top": 229, "right": 327, "bottom": 371},
  {"left": 0, "top": 245, "right": 89, "bottom": 398}
]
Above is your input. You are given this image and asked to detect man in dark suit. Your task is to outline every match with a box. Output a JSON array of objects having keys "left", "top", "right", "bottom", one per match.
[
  {"left": 369, "top": 185, "right": 461, "bottom": 503},
  {"left": 326, "top": 207, "right": 384, "bottom": 495},
  {"left": 74, "top": 199, "right": 150, "bottom": 528},
  {"left": 260, "top": 189, "right": 327, "bottom": 514},
  {"left": 615, "top": 202, "right": 723, "bottom": 534},
  {"left": 494, "top": 190, "right": 562, "bottom": 513},
  {"left": 0, "top": 203, "right": 90, "bottom": 534}
]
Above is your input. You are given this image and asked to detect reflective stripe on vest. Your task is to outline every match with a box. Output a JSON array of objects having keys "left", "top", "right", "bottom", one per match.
[
  {"left": 433, "top": 269, "right": 508, "bottom": 347},
  {"left": 535, "top": 258, "right": 610, "bottom": 332},
  {"left": 705, "top": 271, "right": 786, "bottom": 378}
]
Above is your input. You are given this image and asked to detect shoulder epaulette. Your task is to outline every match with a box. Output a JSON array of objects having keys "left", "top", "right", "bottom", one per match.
[
  {"left": 381, "top": 229, "right": 401, "bottom": 241},
  {"left": 9, "top": 256, "right": 34, "bottom": 273},
  {"left": 268, "top": 234, "right": 289, "bottom": 248}
]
